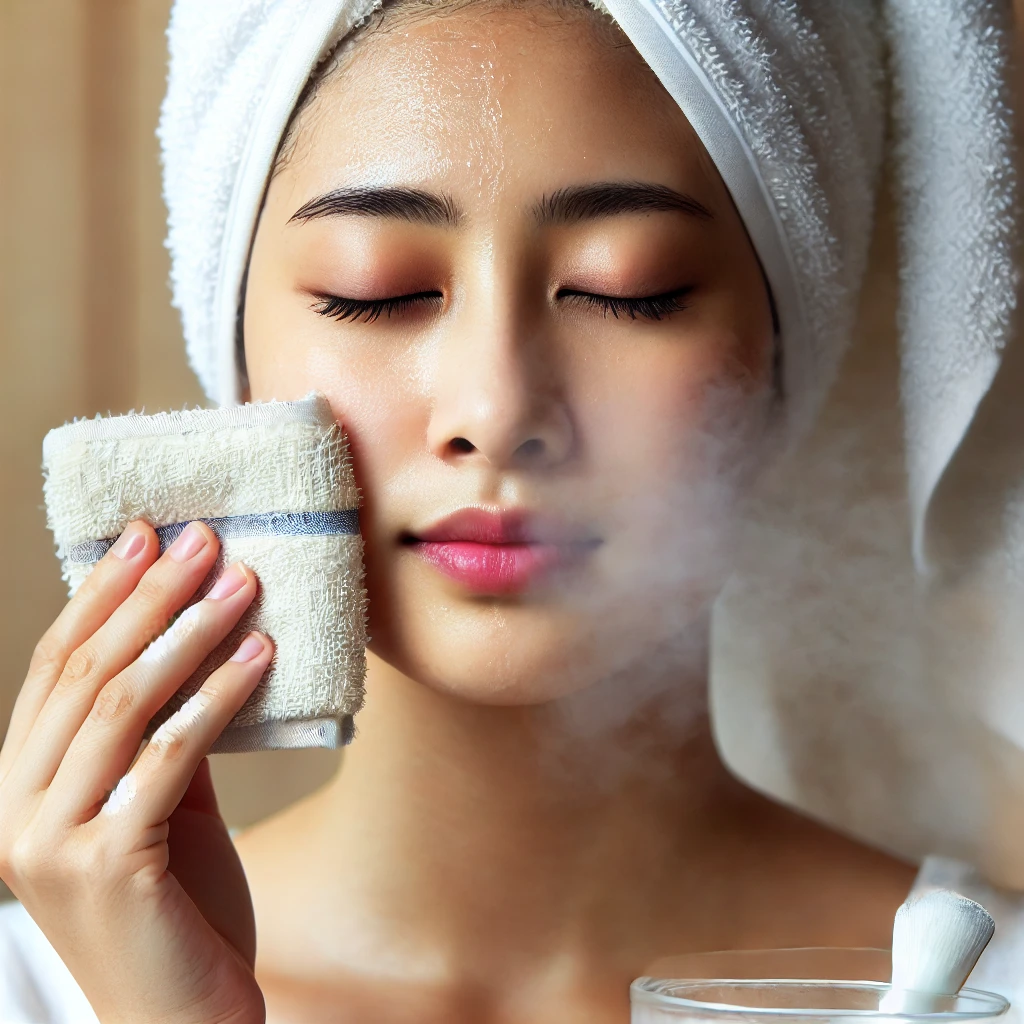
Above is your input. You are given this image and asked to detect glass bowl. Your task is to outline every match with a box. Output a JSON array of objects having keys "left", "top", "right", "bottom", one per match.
[{"left": 630, "top": 948, "right": 1009, "bottom": 1023}]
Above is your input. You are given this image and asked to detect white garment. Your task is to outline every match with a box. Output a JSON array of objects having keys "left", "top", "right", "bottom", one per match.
[
  {"left": 0, "top": 857, "right": 1020, "bottom": 1023},
  {"left": 0, "top": 900, "right": 98, "bottom": 1024}
]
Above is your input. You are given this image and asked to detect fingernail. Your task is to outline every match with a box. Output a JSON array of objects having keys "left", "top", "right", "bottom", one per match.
[
  {"left": 206, "top": 562, "right": 249, "bottom": 601},
  {"left": 110, "top": 526, "right": 146, "bottom": 561},
  {"left": 230, "top": 633, "right": 266, "bottom": 663},
  {"left": 167, "top": 523, "right": 208, "bottom": 563}
]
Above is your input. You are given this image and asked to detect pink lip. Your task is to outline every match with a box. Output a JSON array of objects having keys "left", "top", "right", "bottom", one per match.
[{"left": 405, "top": 508, "right": 598, "bottom": 595}]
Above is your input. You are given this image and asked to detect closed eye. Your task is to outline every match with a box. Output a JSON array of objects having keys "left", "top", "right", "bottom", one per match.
[
  {"left": 557, "top": 286, "right": 693, "bottom": 321},
  {"left": 312, "top": 291, "right": 444, "bottom": 323},
  {"left": 311, "top": 285, "right": 694, "bottom": 324}
]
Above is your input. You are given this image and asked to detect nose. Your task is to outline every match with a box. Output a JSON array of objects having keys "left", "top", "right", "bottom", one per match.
[{"left": 427, "top": 303, "right": 574, "bottom": 470}]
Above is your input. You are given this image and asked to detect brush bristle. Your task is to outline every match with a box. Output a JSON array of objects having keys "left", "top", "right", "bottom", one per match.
[{"left": 889, "top": 889, "right": 994, "bottom": 996}]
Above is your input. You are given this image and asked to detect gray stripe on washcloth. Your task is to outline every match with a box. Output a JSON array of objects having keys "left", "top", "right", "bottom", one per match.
[{"left": 67, "top": 508, "right": 360, "bottom": 563}]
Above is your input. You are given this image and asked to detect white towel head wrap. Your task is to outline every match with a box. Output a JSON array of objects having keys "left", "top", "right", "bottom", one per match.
[{"left": 159, "top": 0, "right": 1019, "bottom": 571}]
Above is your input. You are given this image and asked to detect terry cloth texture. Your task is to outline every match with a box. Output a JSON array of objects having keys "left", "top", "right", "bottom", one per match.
[
  {"left": 41, "top": 392, "right": 367, "bottom": 753},
  {"left": 159, "top": 0, "right": 1019, "bottom": 575}
]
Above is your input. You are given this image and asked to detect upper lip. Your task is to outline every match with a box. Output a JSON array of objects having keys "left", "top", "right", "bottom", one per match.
[{"left": 408, "top": 508, "right": 597, "bottom": 546}]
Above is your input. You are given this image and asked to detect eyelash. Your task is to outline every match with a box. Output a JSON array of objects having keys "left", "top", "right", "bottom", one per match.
[
  {"left": 312, "top": 291, "right": 443, "bottom": 324},
  {"left": 311, "top": 286, "right": 693, "bottom": 324},
  {"left": 558, "top": 287, "right": 692, "bottom": 321}
]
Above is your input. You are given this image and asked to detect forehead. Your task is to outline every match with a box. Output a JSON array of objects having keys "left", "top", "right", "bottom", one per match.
[{"left": 278, "top": 4, "right": 718, "bottom": 209}]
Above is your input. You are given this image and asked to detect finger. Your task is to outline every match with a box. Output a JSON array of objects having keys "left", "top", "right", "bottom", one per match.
[
  {"left": 176, "top": 755, "right": 221, "bottom": 818},
  {"left": 9, "top": 521, "right": 221, "bottom": 795},
  {"left": 45, "top": 563, "right": 258, "bottom": 823},
  {"left": 96, "top": 632, "right": 274, "bottom": 827},
  {"left": 0, "top": 521, "right": 158, "bottom": 776}
]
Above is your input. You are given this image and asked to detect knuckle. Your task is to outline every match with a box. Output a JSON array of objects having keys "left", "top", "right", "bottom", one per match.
[
  {"left": 4, "top": 835, "right": 32, "bottom": 878},
  {"left": 132, "top": 573, "right": 169, "bottom": 609},
  {"left": 56, "top": 645, "right": 99, "bottom": 691},
  {"left": 29, "top": 634, "right": 66, "bottom": 677},
  {"left": 91, "top": 679, "right": 136, "bottom": 723},
  {"left": 168, "top": 603, "right": 205, "bottom": 647},
  {"left": 2, "top": 824, "right": 113, "bottom": 894},
  {"left": 6, "top": 831, "right": 56, "bottom": 882},
  {"left": 149, "top": 729, "right": 189, "bottom": 762}
]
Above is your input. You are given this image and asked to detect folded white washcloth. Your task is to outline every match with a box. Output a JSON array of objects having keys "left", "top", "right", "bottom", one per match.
[
  {"left": 158, "top": 0, "right": 1019, "bottom": 574},
  {"left": 41, "top": 392, "right": 367, "bottom": 753}
]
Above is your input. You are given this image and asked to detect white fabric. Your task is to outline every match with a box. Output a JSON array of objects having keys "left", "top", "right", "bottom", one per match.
[
  {"left": 40, "top": 393, "right": 367, "bottom": 753},
  {"left": 159, "top": 0, "right": 385, "bottom": 413},
  {"left": 883, "top": 0, "right": 1021, "bottom": 570},
  {"left": 597, "top": 0, "right": 883, "bottom": 455},
  {"left": 1, "top": 856, "right": 1020, "bottom": 1021},
  {"left": 0, "top": 901, "right": 99, "bottom": 1024}
]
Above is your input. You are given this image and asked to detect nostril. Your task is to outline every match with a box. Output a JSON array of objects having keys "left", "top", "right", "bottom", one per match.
[
  {"left": 516, "top": 438, "right": 545, "bottom": 459},
  {"left": 449, "top": 437, "right": 475, "bottom": 454}
]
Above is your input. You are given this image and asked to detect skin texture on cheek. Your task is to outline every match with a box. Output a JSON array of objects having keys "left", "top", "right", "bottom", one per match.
[{"left": 242, "top": 5, "right": 775, "bottom": 707}]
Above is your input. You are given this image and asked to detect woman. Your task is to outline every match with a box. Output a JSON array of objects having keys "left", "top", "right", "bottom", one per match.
[{"left": 0, "top": 0, "right": 1019, "bottom": 1021}]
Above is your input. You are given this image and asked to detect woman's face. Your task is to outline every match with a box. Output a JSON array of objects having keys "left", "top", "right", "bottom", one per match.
[{"left": 243, "top": 1, "right": 775, "bottom": 705}]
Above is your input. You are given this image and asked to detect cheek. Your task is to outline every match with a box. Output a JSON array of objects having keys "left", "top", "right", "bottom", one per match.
[
  {"left": 585, "top": 331, "right": 754, "bottom": 480},
  {"left": 243, "top": 293, "right": 433, "bottom": 598},
  {"left": 580, "top": 337, "right": 764, "bottom": 596},
  {"left": 245, "top": 280, "right": 427, "bottom": 462}
]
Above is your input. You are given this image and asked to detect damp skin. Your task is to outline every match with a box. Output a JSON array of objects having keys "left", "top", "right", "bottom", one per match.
[
  {"left": 100, "top": 684, "right": 213, "bottom": 817},
  {"left": 137, "top": 603, "right": 206, "bottom": 667},
  {"left": 244, "top": 5, "right": 777, "bottom": 709},
  {"left": 223, "top": 5, "right": 920, "bottom": 1014},
  {"left": 147, "top": 688, "right": 214, "bottom": 751},
  {"left": 101, "top": 772, "right": 137, "bottom": 817}
]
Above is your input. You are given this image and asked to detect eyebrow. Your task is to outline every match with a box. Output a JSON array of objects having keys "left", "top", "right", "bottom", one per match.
[
  {"left": 287, "top": 180, "right": 713, "bottom": 228},
  {"left": 532, "top": 181, "right": 714, "bottom": 225},
  {"left": 289, "top": 186, "right": 462, "bottom": 227}
]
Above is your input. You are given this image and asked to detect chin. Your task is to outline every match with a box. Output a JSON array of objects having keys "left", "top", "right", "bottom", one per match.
[
  {"left": 368, "top": 605, "right": 597, "bottom": 705},
  {"left": 367, "top": 575, "right": 719, "bottom": 708}
]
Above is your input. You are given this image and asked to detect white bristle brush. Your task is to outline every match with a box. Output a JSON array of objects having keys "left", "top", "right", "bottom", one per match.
[{"left": 879, "top": 889, "right": 995, "bottom": 1014}]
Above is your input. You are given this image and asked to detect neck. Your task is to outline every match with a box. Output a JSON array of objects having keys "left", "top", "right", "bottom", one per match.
[
  {"left": 245, "top": 632, "right": 919, "bottom": 1019},
  {"left": 309, "top": 623, "right": 769, "bottom": 979}
]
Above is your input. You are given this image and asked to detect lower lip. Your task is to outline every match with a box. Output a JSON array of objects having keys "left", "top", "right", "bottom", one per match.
[{"left": 410, "top": 541, "right": 583, "bottom": 594}]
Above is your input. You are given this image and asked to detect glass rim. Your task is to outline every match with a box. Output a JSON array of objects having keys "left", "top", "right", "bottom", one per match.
[{"left": 630, "top": 947, "right": 1010, "bottom": 1020}]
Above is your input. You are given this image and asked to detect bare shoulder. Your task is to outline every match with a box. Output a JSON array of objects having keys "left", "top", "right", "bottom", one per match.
[
  {"left": 745, "top": 790, "right": 919, "bottom": 947},
  {"left": 695, "top": 776, "right": 919, "bottom": 951},
  {"left": 231, "top": 792, "right": 476, "bottom": 1023}
]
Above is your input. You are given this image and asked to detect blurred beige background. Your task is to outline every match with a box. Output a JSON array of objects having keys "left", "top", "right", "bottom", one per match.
[
  {"left": 0, "top": 1, "right": 339, "bottom": 901},
  {"left": 4, "top": 0, "right": 1024, "bottom": 912}
]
